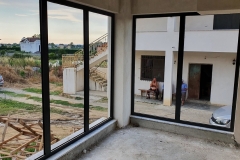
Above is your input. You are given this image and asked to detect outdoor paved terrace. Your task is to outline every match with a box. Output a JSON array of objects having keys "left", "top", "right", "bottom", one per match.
[
  {"left": 79, "top": 126, "right": 240, "bottom": 160},
  {"left": 134, "top": 95, "right": 222, "bottom": 125}
]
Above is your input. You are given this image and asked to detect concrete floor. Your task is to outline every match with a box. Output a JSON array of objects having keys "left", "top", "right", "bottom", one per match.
[
  {"left": 79, "top": 127, "right": 240, "bottom": 160},
  {"left": 135, "top": 95, "right": 223, "bottom": 125}
]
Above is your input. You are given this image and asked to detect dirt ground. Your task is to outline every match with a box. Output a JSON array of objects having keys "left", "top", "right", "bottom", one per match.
[{"left": 0, "top": 82, "right": 108, "bottom": 144}]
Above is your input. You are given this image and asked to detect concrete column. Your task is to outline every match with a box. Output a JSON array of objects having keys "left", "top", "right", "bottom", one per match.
[
  {"left": 163, "top": 50, "right": 174, "bottom": 106},
  {"left": 114, "top": 0, "right": 132, "bottom": 127},
  {"left": 234, "top": 74, "right": 240, "bottom": 144},
  {"left": 163, "top": 17, "right": 175, "bottom": 106},
  {"left": 167, "top": 17, "right": 175, "bottom": 32}
]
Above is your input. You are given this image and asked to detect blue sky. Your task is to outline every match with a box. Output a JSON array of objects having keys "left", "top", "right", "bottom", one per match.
[{"left": 0, "top": 0, "right": 108, "bottom": 44}]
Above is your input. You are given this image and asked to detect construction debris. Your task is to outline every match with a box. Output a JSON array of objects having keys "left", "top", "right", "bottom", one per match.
[{"left": 0, "top": 116, "right": 59, "bottom": 160}]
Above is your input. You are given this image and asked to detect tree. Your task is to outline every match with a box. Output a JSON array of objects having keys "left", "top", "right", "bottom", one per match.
[
  {"left": 50, "top": 43, "right": 55, "bottom": 49},
  {"left": 33, "top": 34, "right": 40, "bottom": 38},
  {"left": 0, "top": 50, "right": 6, "bottom": 56}
]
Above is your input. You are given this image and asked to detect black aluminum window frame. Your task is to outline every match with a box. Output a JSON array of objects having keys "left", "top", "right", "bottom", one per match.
[
  {"left": 131, "top": 12, "right": 240, "bottom": 133},
  {"left": 38, "top": 0, "right": 115, "bottom": 159}
]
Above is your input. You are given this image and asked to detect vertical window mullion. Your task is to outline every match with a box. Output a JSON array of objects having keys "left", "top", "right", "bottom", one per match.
[
  {"left": 230, "top": 22, "right": 240, "bottom": 131},
  {"left": 175, "top": 15, "right": 186, "bottom": 121},
  {"left": 131, "top": 17, "right": 137, "bottom": 115},
  {"left": 83, "top": 9, "right": 89, "bottom": 132},
  {"left": 39, "top": 0, "right": 51, "bottom": 155},
  {"left": 110, "top": 15, "right": 115, "bottom": 118}
]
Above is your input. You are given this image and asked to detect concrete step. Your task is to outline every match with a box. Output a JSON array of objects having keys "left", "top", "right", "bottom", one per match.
[{"left": 102, "top": 83, "right": 108, "bottom": 87}]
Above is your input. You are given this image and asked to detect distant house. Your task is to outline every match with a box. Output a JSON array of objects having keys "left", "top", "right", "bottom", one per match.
[
  {"left": 20, "top": 37, "right": 40, "bottom": 53},
  {"left": 58, "top": 44, "right": 64, "bottom": 49},
  {"left": 66, "top": 45, "right": 72, "bottom": 49}
]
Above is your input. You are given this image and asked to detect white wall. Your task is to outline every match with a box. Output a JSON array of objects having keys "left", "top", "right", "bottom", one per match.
[
  {"left": 136, "top": 30, "right": 238, "bottom": 53},
  {"left": 136, "top": 17, "right": 168, "bottom": 32},
  {"left": 172, "top": 52, "right": 236, "bottom": 105},
  {"left": 174, "top": 15, "right": 214, "bottom": 31},
  {"left": 135, "top": 51, "right": 236, "bottom": 105},
  {"left": 134, "top": 51, "right": 165, "bottom": 95},
  {"left": 63, "top": 68, "right": 77, "bottom": 94},
  {"left": 20, "top": 40, "right": 40, "bottom": 53}
]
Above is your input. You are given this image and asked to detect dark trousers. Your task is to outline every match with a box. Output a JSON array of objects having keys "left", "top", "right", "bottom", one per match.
[
  {"left": 161, "top": 89, "right": 164, "bottom": 100},
  {"left": 147, "top": 88, "right": 159, "bottom": 99}
]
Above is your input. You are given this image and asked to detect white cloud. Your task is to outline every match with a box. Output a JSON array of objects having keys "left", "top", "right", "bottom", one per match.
[
  {"left": 48, "top": 9, "right": 82, "bottom": 22},
  {"left": 15, "top": 14, "right": 28, "bottom": 17}
]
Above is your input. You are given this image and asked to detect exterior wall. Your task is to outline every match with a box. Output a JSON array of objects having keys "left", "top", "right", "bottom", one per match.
[
  {"left": 20, "top": 40, "right": 40, "bottom": 53},
  {"left": 134, "top": 51, "right": 165, "bottom": 95},
  {"left": 173, "top": 52, "right": 236, "bottom": 105},
  {"left": 136, "top": 30, "right": 238, "bottom": 52},
  {"left": 174, "top": 15, "right": 214, "bottom": 31},
  {"left": 134, "top": 13, "right": 238, "bottom": 106},
  {"left": 135, "top": 51, "right": 236, "bottom": 105},
  {"left": 63, "top": 68, "right": 77, "bottom": 94}
]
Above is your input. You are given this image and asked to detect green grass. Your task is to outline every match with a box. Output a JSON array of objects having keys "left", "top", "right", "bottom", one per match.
[
  {"left": 23, "top": 88, "right": 62, "bottom": 95},
  {"left": 50, "top": 99, "right": 84, "bottom": 108},
  {"left": 0, "top": 98, "right": 66, "bottom": 115},
  {"left": 98, "top": 97, "right": 108, "bottom": 103},
  {"left": 23, "top": 88, "right": 42, "bottom": 94},
  {"left": 0, "top": 98, "right": 41, "bottom": 116},
  {"left": 50, "top": 90, "right": 62, "bottom": 95},
  {"left": 0, "top": 154, "right": 11, "bottom": 160},
  {"left": 50, "top": 107, "right": 66, "bottom": 114},
  {"left": 0, "top": 91, "right": 29, "bottom": 97},
  {"left": 75, "top": 97, "right": 83, "bottom": 100},
  {"left": 90, "top": 106, "right": 108, "bottom": 112},
  {"left": 25, "top": 147, "right": 35, "bottom": 152},
  {"left": 50, "top": 82, "right": 63, "bottom": 86},
  {"left": 27, "top": 96, "right": 42, "bottom": 102}
]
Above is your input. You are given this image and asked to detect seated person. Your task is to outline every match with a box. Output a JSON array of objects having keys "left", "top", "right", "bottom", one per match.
[{"left": 147, "top": 78, "right": 159, "bottom": 99}]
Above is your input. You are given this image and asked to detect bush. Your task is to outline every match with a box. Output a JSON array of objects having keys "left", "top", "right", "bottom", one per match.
[
  {"left": 12, "top": 53, "right": 32, "bottom": 58},
  {"left": 0, "top": 50, "right": 6, "bottom": 56},
  {"left": 20, "top": 71, "right": 25, "bottom": 78},
  {"left": 0, "top": 47, "right": 20, "bottom": 51},
  {"left": 49, "top": 52, "right": 57, "bottom": 60}
]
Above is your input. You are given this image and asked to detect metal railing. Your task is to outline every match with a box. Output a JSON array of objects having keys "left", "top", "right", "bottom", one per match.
[
  {"left": 62, "top": 33, "right": 108, "bottom": 68},
  {"left": 90, "top": 68, "right": 107, "bottom": 80},
  {"left": 62, "top": 54, "right": 83, "bottom": 68}
]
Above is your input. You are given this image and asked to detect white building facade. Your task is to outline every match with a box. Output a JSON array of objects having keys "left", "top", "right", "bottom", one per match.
[
  {"left": 135, "top": 15, "right": 239, "bottom": 106},
  {"left": 20, "top": 37, "right": 40, "bottom": 53}
]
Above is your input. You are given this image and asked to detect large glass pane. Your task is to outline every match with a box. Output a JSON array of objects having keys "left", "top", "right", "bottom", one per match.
[
  {"left": 134, "top": 17, "right": 179, "bottom": 119},
  {"left": 47, "top": 2, "right": 84, "bottom": 147},
  {"left": 180, "top": 14, "right": 238, "bottom": 128},
  {"left": 89, "top": 12, "right": 110, "bottom": 126},
  {"left": 0, "top": 0, "right": 43, "bottom": 158}
]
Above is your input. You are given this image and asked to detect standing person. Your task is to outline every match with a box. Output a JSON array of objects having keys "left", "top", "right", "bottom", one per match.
[
  {"left": 181, "top": 80, "right": 188, "bottom": 105},
  {"left": 147, "top": 78, "right": 159, "bottom": 99}
]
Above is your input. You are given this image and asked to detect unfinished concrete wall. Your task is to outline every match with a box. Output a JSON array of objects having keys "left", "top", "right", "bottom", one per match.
[
  {"left": 69, "top": 0, "right": 119, "bottom": 13},
  {"left": 114, "top": 0, "right": 132, "bottom": 127}
]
